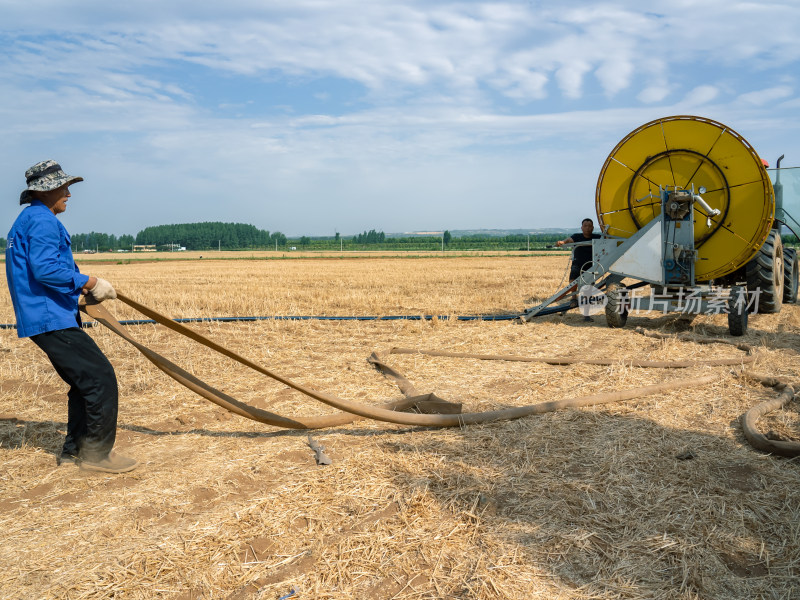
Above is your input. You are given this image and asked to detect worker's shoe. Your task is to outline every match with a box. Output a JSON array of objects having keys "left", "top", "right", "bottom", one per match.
[
  {"left": 79, "top": 451, "right": 138, "bottom": 474},
  {"left": 57, "top": 452, "right": 79, "bottom": 467}
]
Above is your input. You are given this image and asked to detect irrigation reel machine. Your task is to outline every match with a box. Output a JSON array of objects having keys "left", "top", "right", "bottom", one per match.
[{"left": 522, "top": 115, "right": 800, "bottom": 336}]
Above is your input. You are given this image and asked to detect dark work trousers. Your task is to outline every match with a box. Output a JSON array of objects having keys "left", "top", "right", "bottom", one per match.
[
  {"left": 570, "top": 255, "right": 593, "bottom": 282},
  {"left": 570, "top": 262, "right": 591, "bottom": 282},
  {"left": 569, "top": 263, "right": 582, "bottom": 282},
  {"left": 30, "top": 327, "right": 118, "bottom": 461}
]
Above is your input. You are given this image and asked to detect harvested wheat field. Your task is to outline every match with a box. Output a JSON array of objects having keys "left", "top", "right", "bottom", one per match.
[{"left": 2, "top": 254, "right": 800, "bottom": 599}]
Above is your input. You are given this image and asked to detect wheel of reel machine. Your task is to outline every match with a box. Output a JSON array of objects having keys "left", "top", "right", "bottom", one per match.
[
  {"left": 746, "top": 230, "right": 783, "bottom": 314},
  {"left": 595, "top": 115, "right": 775, "bottom": 282},
  {"left": 783, "top": 247, "right": 799, "bottom": 304}
]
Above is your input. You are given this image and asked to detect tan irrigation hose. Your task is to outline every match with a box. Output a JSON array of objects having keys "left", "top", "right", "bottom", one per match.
[
  {"left": 81, "top": 293, "right": 722, "bottom": 430},
  {"left": 388, "top": 347, "right": 754, "bottom": 368},
  {"left": 737, "top": 371, "right": 800, "bottom": 458},
  {"left": 636, "top": 329, "right": 800, "bottom": 458},
  {"left": 633, "top": 327, "right": 756, "bottom": 356},
  {"left": 82, "top": 297, "right": 401, "bottom": 430}
]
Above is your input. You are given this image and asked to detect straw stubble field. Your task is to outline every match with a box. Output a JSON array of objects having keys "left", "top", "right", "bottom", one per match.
[{"left": 1, "top": 254, "right": 799, "bottom": 599}]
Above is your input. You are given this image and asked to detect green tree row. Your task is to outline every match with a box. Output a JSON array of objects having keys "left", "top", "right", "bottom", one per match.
[
  {"left": 283, "top": 231, "right": 564, "bottom": 251},
  {"left": 72, "top": 232, "right": 135, "bottom": 252},
  {"left": 0, "top": 229, "right": 563, "bottom": 253},
  {"left": 135, "top": 222, "right": 284, "bottom": 250},
  {"left": 11, "top": 226, "right": 791, "bottom": 254}
]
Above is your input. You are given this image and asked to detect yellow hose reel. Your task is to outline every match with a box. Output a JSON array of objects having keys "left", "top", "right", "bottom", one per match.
[{"left": 595, "top": 115, "right": 774, "bottom": 282}]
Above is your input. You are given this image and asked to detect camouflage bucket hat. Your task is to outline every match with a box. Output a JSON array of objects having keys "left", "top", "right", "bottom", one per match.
[{"left": 20, "top": 159, "right": 84, "bottom": 205}]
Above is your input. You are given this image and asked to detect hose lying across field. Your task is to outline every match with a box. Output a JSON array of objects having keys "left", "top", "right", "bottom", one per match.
[{"left": 79, "top": 295, "right": 798, "bottom": 456}]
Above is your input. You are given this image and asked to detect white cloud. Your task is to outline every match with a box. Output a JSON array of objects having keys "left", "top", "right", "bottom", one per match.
[
  {"left": 638, "top": 86, "right": 670, "bottom": 104},
  {"left": 555, "top": 59, "right": 593, "bottom": 99},
  {"left": 5, "top": 2, "right": 798, "bottom": 107},
  {"left": 681, "top": 85, "right": 720, "bottom": 106},
  {"left": 595, "top": 58, "right": 634, "bottom": 98},
  {"left": 737, "top": 86, "right": 793, "bottom": 106}
]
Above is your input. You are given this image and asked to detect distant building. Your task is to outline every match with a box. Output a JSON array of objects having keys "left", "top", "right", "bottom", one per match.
[{"left": 159, "top": 243, "right": 186, "bottom": 252}]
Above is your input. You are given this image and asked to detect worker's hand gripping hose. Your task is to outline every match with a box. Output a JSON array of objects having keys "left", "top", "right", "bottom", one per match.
[{"left": 89, "top": 277, "right": 117, "bottom": 302}]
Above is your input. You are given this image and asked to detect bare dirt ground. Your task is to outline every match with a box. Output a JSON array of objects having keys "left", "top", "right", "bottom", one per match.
[{"left": 1, "top": 255, "right": 799, "bottom": 599}]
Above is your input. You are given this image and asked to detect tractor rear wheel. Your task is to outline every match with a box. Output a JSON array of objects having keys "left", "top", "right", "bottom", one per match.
[
  {"left": 605, "top": 283, "right": 629, "bottom": 328},
  {"left": 783, "top": 247, "right": 798, "bottom": 304},
  {"left": 746, "top": 230, "right": 783, "bottom": 314},
  {"left": 728, "top": 286, "right": 749, "bottom": 336}
]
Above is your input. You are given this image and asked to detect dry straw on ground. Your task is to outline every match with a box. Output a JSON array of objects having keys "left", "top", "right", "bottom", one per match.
[{"left": 1, "top": 254, "right": 799, "bottom": 599}]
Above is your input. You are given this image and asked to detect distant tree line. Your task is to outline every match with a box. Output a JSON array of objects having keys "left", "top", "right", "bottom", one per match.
[
  {"left": 2, "top": 226, "right": 795, "bottom": 255},
  {"left": 135, "top": 222, "right": 284, "bottom": 250},
  {"left": 0, "top": 223, "right": 286, "bottom": 253},
  {"left": 71, "top": 232, "right": 136, "bottom": 252},
  {"left": 284, "top": 231, "right": 565, "bottom": 251}
]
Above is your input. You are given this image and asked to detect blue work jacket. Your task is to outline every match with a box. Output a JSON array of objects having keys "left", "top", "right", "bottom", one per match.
[{"left": 5, "top": 200, "right": 90, "bottom": 337}]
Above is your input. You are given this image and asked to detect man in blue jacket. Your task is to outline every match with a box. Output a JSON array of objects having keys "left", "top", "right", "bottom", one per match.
[{"left": 6, "top": 160, "right": 137, "bottom": 473}]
